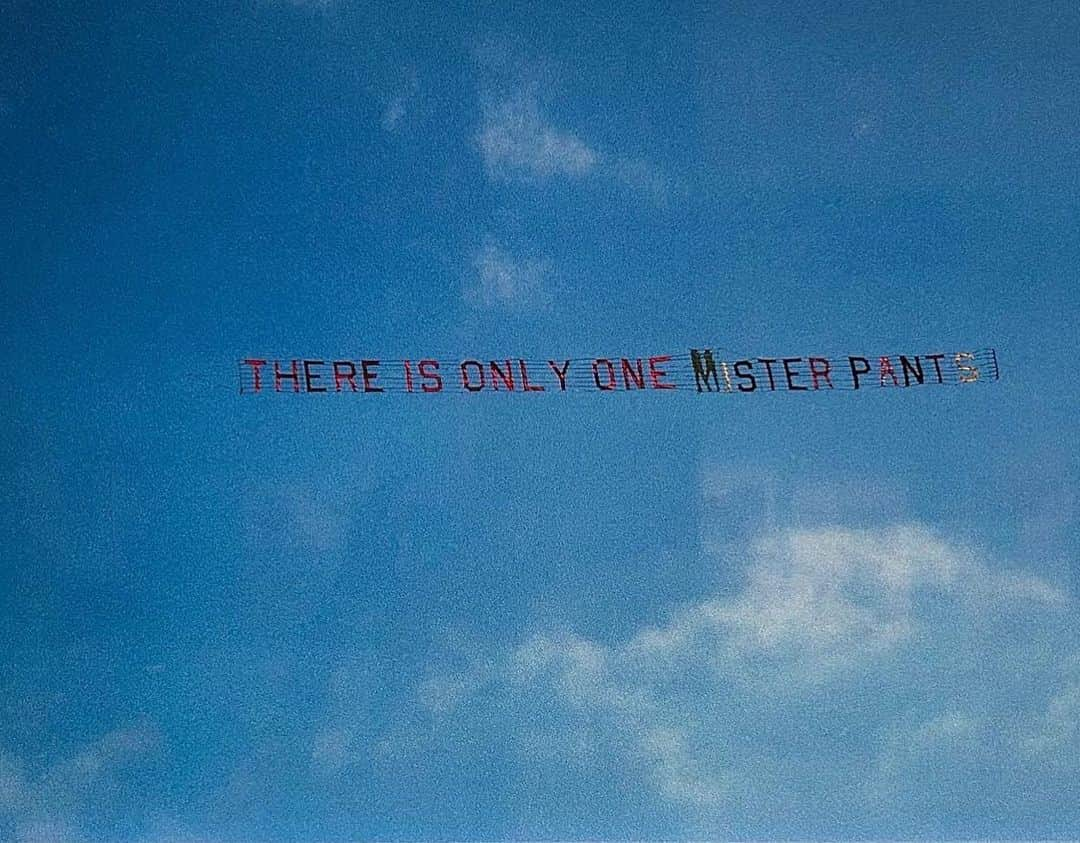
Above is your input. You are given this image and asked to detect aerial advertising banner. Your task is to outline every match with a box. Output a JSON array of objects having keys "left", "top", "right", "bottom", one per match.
[{"left": 238, "top": 348, "right": 999, "bottom": 396}]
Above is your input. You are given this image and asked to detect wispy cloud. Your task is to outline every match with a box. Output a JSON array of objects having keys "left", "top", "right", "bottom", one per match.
[
  {"left": 467, "top": 238, "right": 549, "bottom": 308},
  {"left": 470, "top": 40, "right": 678, "bottom": 202},
  {"left": 1019, "top": 680, "right": 1080, "bottom": 760},
  {"left": 474, "top": 95, "right": 676, "bottom": 204},
  {"left": 310, "top": 726, "right": 360, "bottom": 773},
  {"left": 382, "top": 97, "right": 407, "bottom": 132},
  {"left": 611, "top": 156, "right": 677, "bottom": 206},
  {"left": 466, "top": 43, "right": 675, "bottom": 315},
  {"left": 629, "top": 524, "right": 1064, "bottom": 683},
  {"left": 416, "top": 515, "right": 1078, "bottom": 831},
  {"left": 381, "top": 73, "right": 419, "bottom": 133},
  {"left": 1, "top": 721, "right": 160, "bottom": 842},
  {"left": 477, "top": 96, "right": 599, "bottom": 180}
]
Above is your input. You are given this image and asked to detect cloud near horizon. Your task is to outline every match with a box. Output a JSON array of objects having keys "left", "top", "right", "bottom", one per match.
[{"left": 416, "top": 521, "right": 1079, "bottom": 834}]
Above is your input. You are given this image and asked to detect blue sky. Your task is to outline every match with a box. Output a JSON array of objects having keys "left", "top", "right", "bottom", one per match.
[{"left": 2, "top": 0, "right": 1079, "bottom": 839}]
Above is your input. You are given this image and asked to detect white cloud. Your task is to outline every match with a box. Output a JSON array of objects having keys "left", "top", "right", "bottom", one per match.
[
  {"left": 381, "top": 73, "right": 419, "bottom": 133},
  {"left": 418, "top": 659, "right": 492, "bottom": 715},
  {"left": 1020, "top": 680, "right": 1080, "bottom": 759},
  {"left": 474, "top": 98, "right": 676, "bottom": 204},
  {"left": 381, "top": 97, "right": 407, "bottom": 132},
  {"left": 417, "top": 520, "right": 1077, "bottom": 829},
  {"left": 1, "top": 722, "right": 160, "bottom": 843},
  {"left": 630, "top": 525, "right": 1064, "bottom": 685},
  {"left": 477, "top": 97, "right": 599, "bottom": 180},
  {"left": 242, "top": 476, "right": 371, "bottom": 565},
  {"left": 310, "top": 726, "right": 360, "bottom": 772},
  {"left": 468, "top": 238, "right": 549, "bottom": 308},
  {"left": 506, "top": 629, "right": 726, "bottom": 809},
  {"left": 611, "top": 157, "right": 676, "bottom": 205}
]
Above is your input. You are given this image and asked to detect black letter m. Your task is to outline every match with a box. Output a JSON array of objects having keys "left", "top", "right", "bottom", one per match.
[{"left": 691, "top": 349, "right": 720, "bottom": 392}]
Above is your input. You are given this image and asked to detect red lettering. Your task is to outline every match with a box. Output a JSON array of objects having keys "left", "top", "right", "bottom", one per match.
[
  {"left": 403, "top": 360, "right": 414, "bottom": 392},
  {"left": 808, "top": 357, "right": 833, "bottom": 390},
  {"left": 489, "top": 360, "right": 515, "bottom": 391},
  {"left": 878, "top": 356, "right": 899, "bottom": 387},
  {"left": 274, "top": 359, "right": 301, "bottom": 393},
  {"left": 621, "top": 358, "right": 645, "bottom": 389},
  {"left": 648, "top": 356, "right": 676, "bottom": 390},
  {"left": 519, "top": 360, "right": 544, "bottom": 392},
  {"left": 419, "top": 360, "right": 443, "bottom": 393},
  {"left": 242, "top": 358, "right": 267, "bottom": 393},
  {"left": 332, "top": 361, "right": 358, "bottom": 392}
]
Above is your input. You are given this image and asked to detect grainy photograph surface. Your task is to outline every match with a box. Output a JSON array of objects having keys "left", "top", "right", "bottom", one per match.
[{"left": 2, "top": 1, "right": 1078, "bottom": 840}]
